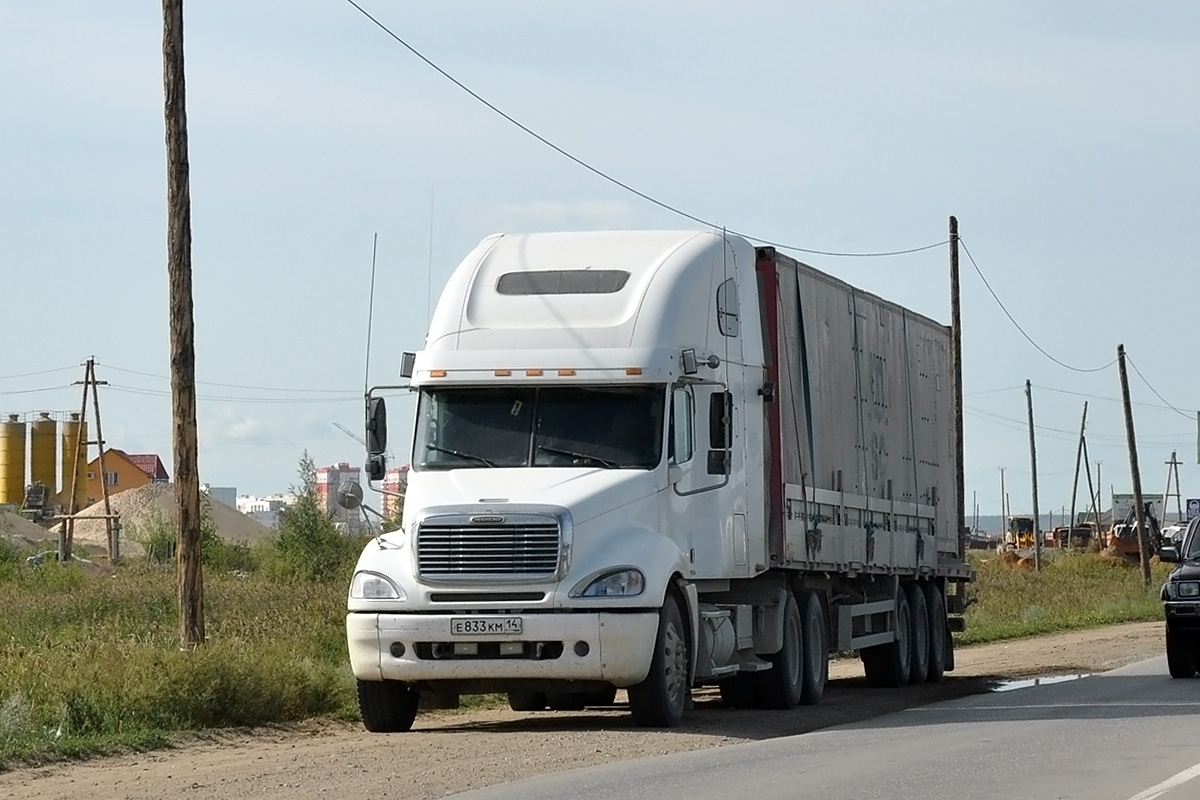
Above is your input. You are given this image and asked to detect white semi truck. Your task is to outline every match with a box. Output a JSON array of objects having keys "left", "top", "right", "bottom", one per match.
[{"left": 344, "top": 229, "right": 972, "bottom": 730}]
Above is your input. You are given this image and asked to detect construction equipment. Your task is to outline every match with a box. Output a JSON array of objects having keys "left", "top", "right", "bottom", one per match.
[
  {"left": 1107, "top": 502, "right": 1162, "bottom": 559},
  {"left": 1002, "top": 515, "right": 1037, "bottom": 550},
  {"left": 1047, "top": 523, "right": 1095, "bottom": 549}
]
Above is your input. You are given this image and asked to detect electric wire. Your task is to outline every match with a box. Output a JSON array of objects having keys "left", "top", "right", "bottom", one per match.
[
  {"left": 959, "top": 238, "right": 1117, "bottom": 374},
  {"left": 0, "top": 366, "right": 78, "bottom": 381},
  {"left": 103, "top": 364, "right": 353, "bottom": 395},
  {"left": 106, "top": 384, "right": 360, "bottom": 405},
  {"left": 341, "top": 0, "right": 946, "bottom": 259},
  {"left": 0, "top": 384, "right": 73, "bottom": 397},
  {"left": 1126, "top": 354, "right": 1194, "bottom": 421}
]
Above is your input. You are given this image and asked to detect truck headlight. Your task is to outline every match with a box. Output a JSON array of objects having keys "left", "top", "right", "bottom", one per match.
[
  {"left": 1179, "top": 582, "right": 1200, "bottom": 598},
  {"left": 350, "top": 571, "right": 405, "bottom": 600},
  {"left": 571, "top": 568, "right": 645, "bottom": 598}
]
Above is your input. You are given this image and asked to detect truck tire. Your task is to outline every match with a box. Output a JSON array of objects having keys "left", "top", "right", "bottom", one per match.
[
  {"left": 1166, "top": 629, "right": 1197, "bottom": 679},
  {"left": 507, "top": 691, "right": 547, "bottom": 711},
  {"left": 758, "top": 592, "right": 804, "bottom": 709},
  {"left": 799, "top": 590, "right": 828, "bottom": 705},
  {"left": 356, "top": 679, "right": 419, "bottom": 733},
  {"left": 906, "top": 583, "right": 930, "bottom": 685},
  {"left": 862, "top": 588, "right": 912, "bottom": 688},
  {"left": 923, "top": 582, "right": 948, "bottom": 682},
  {"left": 629, "top": 594, "right": 690, "bottom": 727}
]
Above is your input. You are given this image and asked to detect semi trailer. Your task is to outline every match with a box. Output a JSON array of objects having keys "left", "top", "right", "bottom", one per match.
[{"left": 344, "top": 229, "right": 972, "bottom": 730}]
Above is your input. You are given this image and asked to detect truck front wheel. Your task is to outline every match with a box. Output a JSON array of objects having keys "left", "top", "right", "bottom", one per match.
[
  {"left": 628, "top": 594, "right": 690, "bottom": 727},
  {"left": 356, "top": 679, "right": 419, "bottom": 732}
]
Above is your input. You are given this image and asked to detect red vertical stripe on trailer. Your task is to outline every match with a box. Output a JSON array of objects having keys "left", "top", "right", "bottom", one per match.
[{"left": 755, "top": 247, "right": 785, "bottom": 564}]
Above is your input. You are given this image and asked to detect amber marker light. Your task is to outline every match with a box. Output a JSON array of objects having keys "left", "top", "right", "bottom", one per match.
[
  {"left": 526, "top": 368, "right": 544, "bottom": 376},
  {"left": 494, "top": 369, "right": 512, "bottom": 377},
  {"left": 557, "top": 368, "right": 576, "bottom": 376},
  {"left": 626, "top": 367, "right": 643, "bottom": 376},
  {"left": 429, "top": 369, "right": 447, "bottom": 378}
]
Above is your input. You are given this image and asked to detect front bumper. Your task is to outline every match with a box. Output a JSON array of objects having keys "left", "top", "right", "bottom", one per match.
[
  {"left": 1164, "top": 601, "right": 1200, "bottom": 634},
  {"left": 347, "top": 611, "right": 659, "bottom": 687}
]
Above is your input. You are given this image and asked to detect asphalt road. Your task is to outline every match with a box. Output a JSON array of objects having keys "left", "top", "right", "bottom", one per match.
[{"left": 450, "top": 657, "right": 1200, "bottom": 800}]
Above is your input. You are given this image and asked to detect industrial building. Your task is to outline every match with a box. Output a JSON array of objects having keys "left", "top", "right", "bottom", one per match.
[{"left": 0, "top": 411, "right": 91, "bottom": 518}]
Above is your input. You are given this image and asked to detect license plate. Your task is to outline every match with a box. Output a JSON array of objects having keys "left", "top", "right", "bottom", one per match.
[{"left": 450, "top": 617, "right": 522, "bottom": 636}]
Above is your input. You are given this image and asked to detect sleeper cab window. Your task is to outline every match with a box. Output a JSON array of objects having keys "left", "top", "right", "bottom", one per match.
[{"left": 716, "top": 278, "right": 739, "bottom": 337}]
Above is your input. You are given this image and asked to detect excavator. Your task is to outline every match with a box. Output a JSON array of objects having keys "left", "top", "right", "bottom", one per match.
[{"left": 1107, "top": 502, "right": 1162, "bottom": 559}]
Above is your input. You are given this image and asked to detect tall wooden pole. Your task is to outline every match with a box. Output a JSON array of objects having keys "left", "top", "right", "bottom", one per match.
[
  {"left": 999, "top": 467, "right": 1006, "bottom": 545},
  {"left": 1026, "top": 380, "right": 1042, "bottom": 571},
  {"left": 1117, "top": 344, "right": 1151, "bottom": 586},
  {"left": 1068, "top": 402, "right": 1088, "bottom": 547},
  {"left": 163, "top": 0, "right": 204, "bottom": 646},
  {"left": 949, "top": 216, "right": 966, "bottom": 559}
]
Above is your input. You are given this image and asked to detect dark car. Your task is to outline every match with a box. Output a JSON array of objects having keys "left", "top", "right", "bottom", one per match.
[{"left": 1159, "top": 516, "right": 1200, "bottom": 678}]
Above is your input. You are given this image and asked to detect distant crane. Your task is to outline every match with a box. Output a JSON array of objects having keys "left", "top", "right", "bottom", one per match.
[{"left": 333, "top": 421, "right": 394, "bottom": 462}]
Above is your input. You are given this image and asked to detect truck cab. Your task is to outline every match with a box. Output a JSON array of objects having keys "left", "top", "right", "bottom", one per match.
[{"left": 1159, "top": 516, "right": 1200, "bottom": 678}]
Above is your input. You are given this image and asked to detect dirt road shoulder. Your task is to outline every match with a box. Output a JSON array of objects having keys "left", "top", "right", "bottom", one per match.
[{"left": 0, "top": 621, "right": 1166, "bottom": 800}]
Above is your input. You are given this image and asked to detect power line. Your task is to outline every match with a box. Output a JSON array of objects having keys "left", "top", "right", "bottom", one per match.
[
  {"left": 1125, "top": 354, "right": 1194, "bottom": 421},
  {"left": 342, "top": 0, "right": 947, "bottom": 260},
  {"left": 959, "top": 238, "right": 1117, "bottom": 374},
  {"left": 0, "top": 384, "right": 74, "bottom": 397},
  {"left": 106, "top": 384, "right": 360, "bottom": 405},
  {"left": 103, "top": 364, "right": 353, "bottom": 395}
]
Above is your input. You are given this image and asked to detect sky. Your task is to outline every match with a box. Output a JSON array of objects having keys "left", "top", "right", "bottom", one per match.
[{"left": 3, "top": 1, "right": 1200, "bottom": 519}]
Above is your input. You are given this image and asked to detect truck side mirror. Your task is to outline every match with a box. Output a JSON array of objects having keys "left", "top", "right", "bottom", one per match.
[
  {"left": 366, "top": 396, "right": 388, "bottom": 456},
  {"left": 1159, "top": 545, "right": 1181, "bottom": 563},
  {"left": 399, "top": 352, "right": 416, "bottom": 379},
  {"left": 366, "top": 454, "right": 387, "bottom": 482}
]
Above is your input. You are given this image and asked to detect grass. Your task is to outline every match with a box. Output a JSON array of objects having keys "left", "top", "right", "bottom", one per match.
[
  {"left": 0, "top": 536, "right": 1173, "bottom": 769},
  {"left": 958, "top": 548, "right": 1170, "bottom": 645}
]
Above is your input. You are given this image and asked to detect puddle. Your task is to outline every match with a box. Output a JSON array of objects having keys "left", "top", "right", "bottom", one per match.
[{"left": 991, "top": 673, "right": 1091, "bottom": 692}]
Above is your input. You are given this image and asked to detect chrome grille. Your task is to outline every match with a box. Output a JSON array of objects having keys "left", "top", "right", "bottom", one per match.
[{"left": 417, "top": 520, "right": 561, "bottom": 578}]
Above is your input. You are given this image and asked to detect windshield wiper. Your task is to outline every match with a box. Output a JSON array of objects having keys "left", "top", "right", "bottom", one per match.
[
  {"left": 425, "top": 444, "right": 497, "bottom": 467},
  {"left": 537, "top": 444, "right": 618, "bottom": 469}
]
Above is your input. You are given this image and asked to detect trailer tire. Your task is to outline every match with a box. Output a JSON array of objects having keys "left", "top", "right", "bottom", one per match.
[
  {"left": 628, "top": 593, "right": 690, "bottom": 727},
  {"left": 799, "top": 590, "right": 828, "bottom": 705},
  {"left": 923, "top": 582, "right": 948, "bottom": 682},
  {"left": 1166, "top": 629, "right": 1197, "bottom": 679},
  {"left": 506, "top": 691, "right": 547, "bottom": 711},
  {"left": 906, "top": 583, "right": 930, "bottom": 685},
  {"left": 758, "top": 592, "right": 804, "bottom": 709},
  {"left": 356, "top": 679, "right": 419, "bottom": 733},
  {"left": 862, "top": 588, "right": 912, "bottom": 688}
]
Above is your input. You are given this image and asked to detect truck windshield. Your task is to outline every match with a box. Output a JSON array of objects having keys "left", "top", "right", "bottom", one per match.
[{"left": 413, "top": 386, "right": 665, "bottom": 471}]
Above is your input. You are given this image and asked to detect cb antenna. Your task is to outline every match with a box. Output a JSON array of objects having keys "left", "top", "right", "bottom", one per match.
[{"left": 364, "top": 232, "right": 379, "bottom": 395}]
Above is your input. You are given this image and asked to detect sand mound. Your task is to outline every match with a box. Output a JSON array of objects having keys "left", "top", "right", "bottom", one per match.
[
  {"left": 57, "top": 483, "right": 274, "bottom": 554},
  {"left": 0, "top": 509, "right": 55, "bottom": 547}
]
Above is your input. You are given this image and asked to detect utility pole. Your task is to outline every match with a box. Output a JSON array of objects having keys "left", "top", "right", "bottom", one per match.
[
  {"left": 949, "top": 215, "right": 966, "bottom": 559},
  {"left": 1068, "top": 403, "right": 1088, "bottom": 546},
  {"left": 1117, "top": 344, "right": 1151, "bottom": 586},
  {"left": 1164, "top": 451, "right": 1183, "bottom": 523},
  {"left": 1026, "top": 380, "right": 1042, "bottom": 570},
  {"left": 163, "top": 0, "right": 204, "bottom": 647},
  {"left": 1000, "top": 467, "right": 1007, "bottom": 546}
]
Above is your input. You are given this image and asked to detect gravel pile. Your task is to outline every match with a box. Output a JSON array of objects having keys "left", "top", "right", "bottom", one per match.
[
  {"left": 58, "top": 483, "right": 275, "bottom": 553},
  {"left": 0, "top": 509, "right": 54, "bottom": 547}
]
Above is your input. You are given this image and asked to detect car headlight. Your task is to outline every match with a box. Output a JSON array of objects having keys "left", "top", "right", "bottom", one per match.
[
  {"left": 1179, "top": 582, "right": 1200, "bottom": 598},
  {"left": 571, "top": 568, "right": 645, "bottom": 598},
  {"left": 350, "top": 571, "right": 406, "bottom": 600}
]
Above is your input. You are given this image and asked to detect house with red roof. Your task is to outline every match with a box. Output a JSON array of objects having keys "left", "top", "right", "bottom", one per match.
[{"left": 83, "top": 448, "right": 169, "bottom": 504}]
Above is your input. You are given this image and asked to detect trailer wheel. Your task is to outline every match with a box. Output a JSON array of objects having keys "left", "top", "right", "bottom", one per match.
[
  {"left": 1166, "top": 629, "right": 1197, "bottom": 679},
  {"left": 629, "top": 593, "right": 690, "bottom": 727},
  {"left": 862, "top": 588, "right": 912, "bottom": 688},
  {"left": 758, "top": 592, "right": 804, "bottom": 709},
  {"left": 799, "top": 590, "right": 828, "bottom": 705},
  {"left": 923, "top": 582, "right": 948, "bottom": 682},
  {"left": 906, "top": 583, "right": 930, "bottom": 685},
  {"left": 356, "top": 679, "right": 419, "bottom": 733}
]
